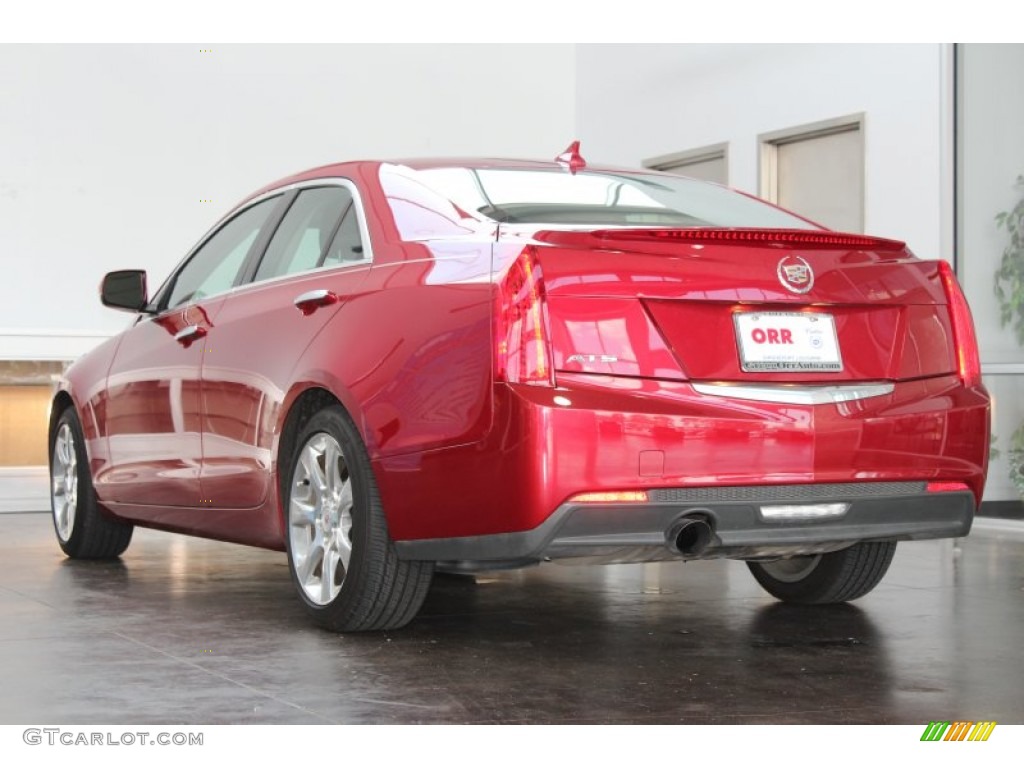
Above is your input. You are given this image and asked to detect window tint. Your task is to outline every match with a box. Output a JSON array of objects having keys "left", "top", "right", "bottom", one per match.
[
  {"left": 322, "top": 206, "right": 365, "bottom": 265},
  {"left": 387, "top": 166, "right": 819, "bottom": 230},
  {"left": 167, "top": 197, "right": 279, "bottom": 308},
  {"left": 254, "top": 186, "right": 353, "bottom": 281}
]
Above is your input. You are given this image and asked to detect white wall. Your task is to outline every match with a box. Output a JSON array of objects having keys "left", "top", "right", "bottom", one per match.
[
  {"left": 575, "top": 44, "right": 947, "bottom": 258},
  {"left": 958, "top": 44, "right": 1024, "bottom": 364},
  {"left": 0, "top": 44, "right": 950, "bottom": 361},
  {"left": 0, "top": 44, "right": 576, "bottom": 359},
  {"left": 958, "top": 44, "right": 1024, "bottom": 502},
  {"left": 3, "top": 43, "right": 1012, "bottom": 501}
]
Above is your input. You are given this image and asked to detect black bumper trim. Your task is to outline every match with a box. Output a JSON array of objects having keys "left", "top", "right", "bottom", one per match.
[
  {"left": 649, "top": 481, "right": 926, "bottom": 504},
  {"left": 394, "top": 486, "right": 974, "bottom": 565}
]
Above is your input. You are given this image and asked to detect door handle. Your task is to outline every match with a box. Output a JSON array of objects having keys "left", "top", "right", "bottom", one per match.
[
  {"left": 294, "top": 289, "right": 339, "bottom": 316},
  {"left": 174, "top": 324, "right": 207, "bottom": 348}
]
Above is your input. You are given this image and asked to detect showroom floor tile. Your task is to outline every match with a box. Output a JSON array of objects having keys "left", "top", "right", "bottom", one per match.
[{"left": 0, "top": 512, "right": 1021, "bottom": 724}]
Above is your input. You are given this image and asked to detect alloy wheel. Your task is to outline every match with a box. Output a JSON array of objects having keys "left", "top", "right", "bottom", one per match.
[
  {"left": 51, "top": 422, "right": 78, "bottom": 541},
  {"left": 288, "top": 432, "right": 355, "bottom": 605}
]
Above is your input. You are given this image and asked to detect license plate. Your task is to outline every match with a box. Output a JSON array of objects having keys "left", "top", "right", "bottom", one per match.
[{"left": 734, "top": 311, "right": 843, "bottom": 372}]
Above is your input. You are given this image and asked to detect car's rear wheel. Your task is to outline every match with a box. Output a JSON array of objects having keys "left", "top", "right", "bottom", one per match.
[
  {"left": 285, "top": 404, "right": 433, "bottom": 632},
  {"left": 746, "top": 541, "right": 897, "bottom": 604},
  {"left": 50, "top": 407, "right": 133, "bottom": 559}
]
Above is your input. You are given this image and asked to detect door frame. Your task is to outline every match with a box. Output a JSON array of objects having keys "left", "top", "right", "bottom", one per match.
[
  {"left": 643, "top": 141, "right": 730, "bottom": 183},
  {"left": 758, "top": 113, "right": 866, "bottom": 231}
]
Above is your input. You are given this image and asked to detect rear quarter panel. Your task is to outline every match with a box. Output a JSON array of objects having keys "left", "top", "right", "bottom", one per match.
[
  {"left": 269, "top": 166, "right": 497, "bottom": 543},
  {"left": 286, "top": 244, "right": 494, "bottom": 461},
  {"left": 302, "top": 163, "right": 497, "bottom": 459}
]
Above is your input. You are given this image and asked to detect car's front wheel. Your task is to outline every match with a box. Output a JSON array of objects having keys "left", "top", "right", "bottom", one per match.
[
  {"left": 285, "top": 405, "right": 433, "bottom": 632},
  {"left": 50, "top": 407, "right": 133, "bottom": 559},
  {"left": 746, "top": 541, "right": 897, "bottom": 604}
]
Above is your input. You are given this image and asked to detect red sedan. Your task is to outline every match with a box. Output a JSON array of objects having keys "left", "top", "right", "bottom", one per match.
[{"left": 48, "top": 145, "right": 990, "bottom": 631}]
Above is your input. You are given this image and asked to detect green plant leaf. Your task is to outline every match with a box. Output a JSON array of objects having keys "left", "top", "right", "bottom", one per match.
[{"left": 994, "top": 177, "right": 1024, "bottom": 339}]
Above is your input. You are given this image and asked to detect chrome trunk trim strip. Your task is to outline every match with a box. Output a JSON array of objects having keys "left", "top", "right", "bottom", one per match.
[{"left": 691, "top": 382, "right": 895, "bottom": 405}]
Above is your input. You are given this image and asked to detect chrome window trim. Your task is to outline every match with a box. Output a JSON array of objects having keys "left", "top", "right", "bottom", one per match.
[
  {"left": 149, "top": 177, "right": 374, "bottom": 315},
  {"left": 691, "top": 382, "right": 895, "bottom": 406},
  {"left": 245, "top": 177, "right": 375, "bottom": 278},
  {"left": 151, "top": 193, "right": 285, "bottom": 314},
  {"left": 227, "top": 256, "right": 372, "bottom": 297}
]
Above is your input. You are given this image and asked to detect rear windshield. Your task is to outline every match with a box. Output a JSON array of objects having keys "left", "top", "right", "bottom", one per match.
[{"left": 405, "top": 166, "right": 820, "bottom": 230}]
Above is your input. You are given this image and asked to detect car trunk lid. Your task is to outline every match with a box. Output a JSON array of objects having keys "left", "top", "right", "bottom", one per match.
[{"left": 495, "top": 226, "right": 957, "bottom": 384}]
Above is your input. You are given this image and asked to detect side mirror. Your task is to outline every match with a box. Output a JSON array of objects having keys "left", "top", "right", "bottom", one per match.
[{"left": 100, "top": 270, "right": 149, "bottom": 313}]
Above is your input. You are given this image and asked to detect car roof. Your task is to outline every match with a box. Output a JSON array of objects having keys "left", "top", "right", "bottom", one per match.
[
  {"left": 260, "top": 156, "right": 657, "bottom": 189},
  {"left": 387, "top": 157, "right": 649, "bottom": 173},
  {"left": 240, "top": 156, "right": 678, "bottom": 211}
]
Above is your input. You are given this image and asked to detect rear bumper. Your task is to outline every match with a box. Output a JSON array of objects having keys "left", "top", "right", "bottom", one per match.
[
  {"left": 376, "top": 373, "right": 988, "bottom": 545},
  {"left": 394, "top": 482, "right": 975, "bottom": 568}
]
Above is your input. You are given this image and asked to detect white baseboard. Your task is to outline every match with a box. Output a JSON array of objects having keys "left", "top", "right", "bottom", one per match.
[
  {"left": 0, "top": 329, "right": 116, "bottom": 361},
  {"left": 0, "top": 466, "right": 49, "bottom": 513}
]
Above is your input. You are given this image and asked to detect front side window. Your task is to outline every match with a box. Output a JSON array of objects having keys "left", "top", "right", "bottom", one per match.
[
  {"left": 254, "top": 186, "right": 357, "bottom": 282},
  {"left": 166, "top": 196, "right": 280, "bottom": 309}
]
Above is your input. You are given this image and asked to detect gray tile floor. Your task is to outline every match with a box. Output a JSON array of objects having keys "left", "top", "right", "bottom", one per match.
[{"left": 1, "top": 511, "right": 1021, "bottom": 724}]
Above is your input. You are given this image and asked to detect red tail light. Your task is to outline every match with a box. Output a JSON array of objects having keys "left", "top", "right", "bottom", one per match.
[
  {"left": 496, "top": 247, "right": 555, "bottom": 387},
  {"left": 926, "top": 481, "right": 970, "bottom": 493},
  {"left": 938, "top": 260, "right": 982, "bottom": 388}
]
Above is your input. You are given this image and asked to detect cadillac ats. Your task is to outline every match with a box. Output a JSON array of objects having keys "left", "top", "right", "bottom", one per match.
[{"left": 49, "top": 146, "right": 990, "bottom": 631}]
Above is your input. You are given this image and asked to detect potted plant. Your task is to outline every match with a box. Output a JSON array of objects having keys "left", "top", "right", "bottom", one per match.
[{"left": 994, "top": 175, "right": 1024, "bottom": 497}]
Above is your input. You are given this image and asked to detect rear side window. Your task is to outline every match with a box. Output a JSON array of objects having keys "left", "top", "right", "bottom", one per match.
[
  {"left": 322, "top": 207, "right": 365, "bottom": 265},
  {"left": 254, "top": 186, "right": 355, "bottom": 282},
  {"left": 387, "top": 166, "right": 820, "bottom": 230}
]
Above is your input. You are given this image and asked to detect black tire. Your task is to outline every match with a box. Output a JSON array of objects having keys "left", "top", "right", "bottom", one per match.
[
  {"left": 746, "top": 541, "right": 897, "bottom": 604},
  {"left": 284, "top": 404, "right": 433, "bottom": 632},
  {"left": 50, "top": 407, "right": 133, "bottom": 559}
]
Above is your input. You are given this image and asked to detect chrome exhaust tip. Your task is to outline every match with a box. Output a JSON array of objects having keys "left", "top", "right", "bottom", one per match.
[{"left": 667, "top": 514, "right": 714, "bottom": 557}]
